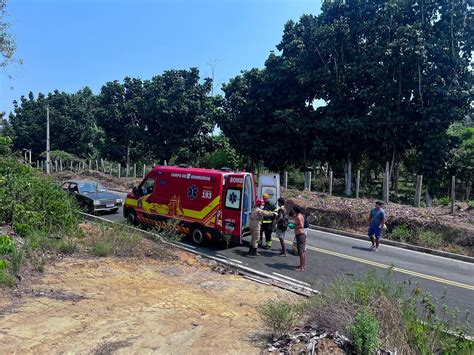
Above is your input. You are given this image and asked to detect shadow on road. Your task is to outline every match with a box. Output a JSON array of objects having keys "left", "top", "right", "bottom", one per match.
[
  {"left": 264, "top": 262, "right": 298, "bottom": 271},
  {"left": 351, "top": 245, "right": 373, "bottom": 252}
]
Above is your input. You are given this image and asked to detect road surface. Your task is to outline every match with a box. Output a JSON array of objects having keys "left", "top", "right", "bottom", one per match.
[{"left": 99, "top": 194, "right": 474, "bottom": 326}]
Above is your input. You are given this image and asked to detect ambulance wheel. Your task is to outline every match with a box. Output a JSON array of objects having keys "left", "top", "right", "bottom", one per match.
[
  {"left": 127, "top": 210, "right": 138, "bottom": 226},
  {"left": 191, "top": 226, "right": 206, "bottom": 245}
]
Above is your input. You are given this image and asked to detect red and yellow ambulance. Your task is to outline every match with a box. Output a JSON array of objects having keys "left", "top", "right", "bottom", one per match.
[{"left": 123, "top": 166, "right": 257, "bottom": 245}]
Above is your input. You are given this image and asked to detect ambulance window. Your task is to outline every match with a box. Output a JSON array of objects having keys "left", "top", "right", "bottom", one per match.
[
  {"left": 140, "top": 177, "right": 155, "bottom": 196},
  {"left": 225, "top": 188, "right": 241, "bottom": 210}
]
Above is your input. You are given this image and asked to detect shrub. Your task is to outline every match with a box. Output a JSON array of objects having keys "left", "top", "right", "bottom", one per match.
[
  {"left": 91, "top": 242, "right": 113, "bottom": 257},
  {"left": 58, "top": 237, "right": 77, "bottom": 255},
  {"left": 434, "top": 196, "right": 450, "bottom": 206},
  {"left": 260, "top": 300, "right": 298, "bottom": 337},
  {"left": 417, "top": 230, "right": 443, "bottom": 249},
  {"left": 389, "top": 224, "right": 412, "bottom": 243},
  {"left": 349, "top": 309, "right": 380, "bottom": 354},
  {"left": 0, "top": 235, "right": 14, "bottom": 254}
]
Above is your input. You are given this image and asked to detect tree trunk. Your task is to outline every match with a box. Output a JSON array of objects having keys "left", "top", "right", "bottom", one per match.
[
  {"left": 394, "top": 164, "right": 400, "bottom": 196},
  {"left": 126, "top": 144, "right": 131, "bottom": 170}
]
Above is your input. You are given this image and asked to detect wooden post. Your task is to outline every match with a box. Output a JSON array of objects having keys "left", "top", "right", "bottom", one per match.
[
  {"left": 414, "top": 175, "right": 423, "bottom": 207},
  {"left": 95, "top": 160, "right": 99, "bottom": 172},
  {"left": 70, "top": 161, "right": 73, "bottom": 171},
  {"left": 101, "top": 158, "right": 104, "bottom": 172},
  {"left": 88, "top": 160, "right": 91, "bottom": 171},
  {"left": 284, "top": 171, "right": 288, "bottom": 189},
  {"left": 109, "top": 162, "right": 113, "bottom": 176},
  {"left": 329, "top": 171, "right": 333, "bottom": 196},
  {"left": 383, "top": 169, "right": 390, "bottom": 203},
  {"left": 54, "top": 160, "right": 58, "bottom": 172},
  {"left": 59, "top": 159, "right": 62, "bottom": 172},
  {"left": 118, "top": 164, "right": 121, "bottom": 179},
  {"left": 143, "top": 164, "right": 146, "bottom": 179},
  {"left": 466, "top": 181, "right": 472, "bottom": 201},
  {"left": 304, "top": 171, "right": 312, "bottom": 191},
  {"left": 133, "top": 163, "right": 136, "bottom": 178},
  {"left": 126, "top": 163, "right": 129, "bottom": 178},
  {"left": 451, "top": 176, "right": 456, "bottom": 214},
  {"left": 356, "top": 170, "right": 360, "bottom": 199}
]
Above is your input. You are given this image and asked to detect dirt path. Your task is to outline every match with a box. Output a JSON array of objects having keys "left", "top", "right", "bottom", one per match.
[{"left": 0, "top": 254, "right": 293, "bottom": 354}]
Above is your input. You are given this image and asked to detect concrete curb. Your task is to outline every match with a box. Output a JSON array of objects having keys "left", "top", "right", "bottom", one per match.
[
  {"left": 79, "top": 212, "right": 318, "bottom": 297},
  {"left": 309, "top": 224, "right": 474, "bottom": 264}
]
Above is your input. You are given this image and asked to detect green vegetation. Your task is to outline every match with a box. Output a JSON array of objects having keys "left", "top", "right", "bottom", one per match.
[
  {"left": 261, "top": 271, "right": 473, "bottom": 353},
  {"left": 260, "top": 300, "right": 298, "bottom": 337},
  {"left": 39, "top": 150, "right": 78, "bottom": 162},
  {"left": 0, "top": 138, "right": 80, "bottom": 285},
  {"left": 349, "top": 309, "right": 380, "bottom": 355},
  {"left": 389, "top": 224, "right": 447, "bottom": 251}
]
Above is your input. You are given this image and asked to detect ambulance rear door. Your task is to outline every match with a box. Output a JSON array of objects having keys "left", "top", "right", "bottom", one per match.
[{"left": 258, "top": 173, "right": 280, "bottom": 206}]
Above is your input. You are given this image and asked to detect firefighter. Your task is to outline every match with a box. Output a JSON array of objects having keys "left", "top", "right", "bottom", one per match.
[
  {"left": 259, "top": 193, "right": 277, "bottom": 249},
  {"left": 248, "top": 199, "right": 276, "bottom": 256}
]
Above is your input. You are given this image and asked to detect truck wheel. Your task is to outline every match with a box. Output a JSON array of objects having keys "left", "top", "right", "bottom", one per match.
[
  {"left": 191, "top": 226, "right": 206, "bottom": 245},
  {"left": 127, "top": 210, "right": 138, "bottom": 226}
]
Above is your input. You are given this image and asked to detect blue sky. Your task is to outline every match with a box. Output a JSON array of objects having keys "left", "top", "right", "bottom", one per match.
[{"left": 1, "top": 0, "right": 322, "bottom": 114}]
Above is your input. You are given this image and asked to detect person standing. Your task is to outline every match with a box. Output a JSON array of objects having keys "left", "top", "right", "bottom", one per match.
[
  {"left": 275, "top": 198, "right": 288, "bottom": 256},
  {"left": 260, "top": 193, "right": 276, "bottom": 249},
  {"left": 248, "top": 199, "right": 277, "bottom": 256},
  {"left": 292, "top": 206, "right": 306, "bottom": 271},
  {"left": 368, "top": 201, "right": 386, "bottom": 252}
]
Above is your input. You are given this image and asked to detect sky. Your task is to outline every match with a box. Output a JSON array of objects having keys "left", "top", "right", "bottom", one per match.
[{"left": 1, "top": 0, "right": 322, "bottom": 115}]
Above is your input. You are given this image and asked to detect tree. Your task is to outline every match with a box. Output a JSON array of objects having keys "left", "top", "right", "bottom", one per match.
[
  {"left": 0, "top": 0, "right": 20, "bottom": 68},
  {"left": 9, "top": 89, "right": 100, "bottom": 158}
]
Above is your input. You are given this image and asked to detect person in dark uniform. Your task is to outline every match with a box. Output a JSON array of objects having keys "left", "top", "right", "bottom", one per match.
[{"left": 259, "top": 193, "right": 276, "bottom": 249}]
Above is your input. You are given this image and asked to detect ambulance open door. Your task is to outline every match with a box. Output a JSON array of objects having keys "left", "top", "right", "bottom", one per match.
[
  {"left": 258, "top": 173, "right": 280, "bottom": 206},
  {"left": 241, "top": 174, "right": 254, "bottom": 236}
]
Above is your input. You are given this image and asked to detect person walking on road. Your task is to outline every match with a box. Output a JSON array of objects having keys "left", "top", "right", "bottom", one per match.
[
  {"left": 248, "top": 199, "right": 277, "bottom": 256},
  {"left": 368, "top": 201, "right": 386, "bottom": 252},
  {"left": 292, "top": 206, "right": 307, "bottom": 271},
  {"left": 275, "top": 197, "right": 289, "bottom": 256},
  {"left": 260, "top": 193, "right": 276, "bottom": 249}
]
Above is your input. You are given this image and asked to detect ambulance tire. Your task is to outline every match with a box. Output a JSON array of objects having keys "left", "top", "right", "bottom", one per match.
[
  {"left": 191, "top": 226, "right": 207, "bottom": 245},
  {"left": 126, "top": 210, "right": 139, "bottom": 226}
]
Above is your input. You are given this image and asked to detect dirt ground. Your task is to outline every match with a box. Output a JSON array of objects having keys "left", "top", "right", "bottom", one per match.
[{"left": 0, "top": 253, "right": 294, "bottom": 354}]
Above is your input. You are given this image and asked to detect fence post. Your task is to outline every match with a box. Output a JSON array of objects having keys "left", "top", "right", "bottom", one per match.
[
  {"left": 414, "top": 175, "right": 423, "bottom": 207},
  {"left": 356, "top": 170, "right": 360, "bottom": 199},
  {"left": 466, "top": 181, "right": 472, "bottom": 202},
  {"left": 284, "top": 171, "right": 288, "bottom": 189},
  {"left": 451, "top": 176, "right": 456, "bottom": 214},
  {"left": 143, "top": 164, "right": 146, "bottom": 179},
  {"left": 304, "top": 171, "right": 312, "bottom": 191},
  {"left": 109, "top": 162, "right": 113, "bottom": 176},
  {"left": 118, "top": 164, "right": 121, "bottom": 179},
  {"left": 126, "top": 163, "right": 129, "bottom": 178},
  {"left": 383, "top": 163, "right": 390, "bottom": 203},
  {"left": 329, "top": 171, "right": 333, "bottom": 196},
  {"left": 59, "top": 159, "right": 62, "bottom": 172},
  {"left": 101, "top": 158, "right": 104, "bottom": 172},
  {"left": 95, "top": 160, "right": 98, "bottom": 172}
]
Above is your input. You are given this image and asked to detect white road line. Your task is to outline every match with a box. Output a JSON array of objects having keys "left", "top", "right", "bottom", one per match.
[
  {"left": 272, "top": 272, "right": 311, "bottom": 286},
  {"left": 308, "top": 228, "right": 474, "bottom": 266},
  {"left": 228, "top": 258, "right": 243, "bottom": 264},
  {"left": 177, "top": 242, "right": 195, "bottom": 249}
]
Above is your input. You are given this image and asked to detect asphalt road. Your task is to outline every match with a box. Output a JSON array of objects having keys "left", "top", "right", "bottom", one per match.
[{"left": 99, "top": 195, "right": 474, "bottom": 326}]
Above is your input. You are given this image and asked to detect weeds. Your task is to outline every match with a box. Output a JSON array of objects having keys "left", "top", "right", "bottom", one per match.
[
  {"left": 349, "top": 309, "right": 380, "bottom": 354},
  {"left": 91, "top": 242, "right": 113, "bottom": 257},
  {"left": 260, "top": 300, "right": 298, "bottom": 337},
  {"left": 261, "top": 270, "right": 472, "bottom": 353},
  {"left": 390, "top": 224, "right": 412, "bottom": 243},
  {"left": 417, "top": 230, "right": 443, "bottom": 249}
]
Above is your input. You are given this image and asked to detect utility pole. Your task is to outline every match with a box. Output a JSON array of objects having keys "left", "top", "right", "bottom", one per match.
[{"left": 46, "top": 107, "right": 51, "bottom": 175}]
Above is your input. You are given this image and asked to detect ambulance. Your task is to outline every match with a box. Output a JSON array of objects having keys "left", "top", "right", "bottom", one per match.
[{"left": 124, "top": 166, "right": 278, "bottom": 245}]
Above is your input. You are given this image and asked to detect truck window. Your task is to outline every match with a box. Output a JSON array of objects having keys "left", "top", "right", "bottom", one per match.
[
  {"left": 225, "top": 188, "right": 241, "bottom": 210},
  {"left": 140, "top": 177, "right": 155, "bottom": 196}
]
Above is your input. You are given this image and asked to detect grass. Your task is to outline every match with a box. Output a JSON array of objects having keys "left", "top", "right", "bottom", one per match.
[{"left": 260, "top": 270, "right": 473, "bottom": 354}]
